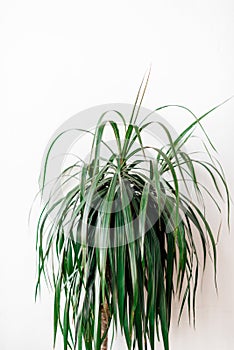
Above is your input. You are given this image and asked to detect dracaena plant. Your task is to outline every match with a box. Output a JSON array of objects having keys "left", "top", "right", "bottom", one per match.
[{"left": 35, "top": 74, "right": 230, "bottom": 350}]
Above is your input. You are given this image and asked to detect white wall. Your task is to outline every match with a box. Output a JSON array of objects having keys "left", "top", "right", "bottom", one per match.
[{"left": 1, "top": 1, "right": 234, "bottom": 349}]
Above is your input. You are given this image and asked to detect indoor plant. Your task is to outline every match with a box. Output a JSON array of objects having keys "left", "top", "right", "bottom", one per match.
[{"left": 35, "top": 74, "right": 230, "bottom": 350}]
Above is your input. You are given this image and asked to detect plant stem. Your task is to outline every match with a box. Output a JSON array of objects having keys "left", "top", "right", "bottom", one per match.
[{"left": 101, "top": 300, "right": 109, "bottom": 350}]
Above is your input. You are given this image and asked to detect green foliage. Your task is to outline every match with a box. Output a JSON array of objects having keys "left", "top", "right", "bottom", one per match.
[{"left": 35, "top": 75, "right": 230, "bottom": 350}]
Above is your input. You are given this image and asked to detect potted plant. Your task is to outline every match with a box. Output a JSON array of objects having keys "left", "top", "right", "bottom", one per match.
[{"left": 35, "top": 74, "right": 230, "bottom": 350}]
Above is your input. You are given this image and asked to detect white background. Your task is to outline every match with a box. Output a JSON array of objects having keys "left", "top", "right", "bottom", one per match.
[{"left": 1, "top": 1, "right": 234, "bottom": 349}]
